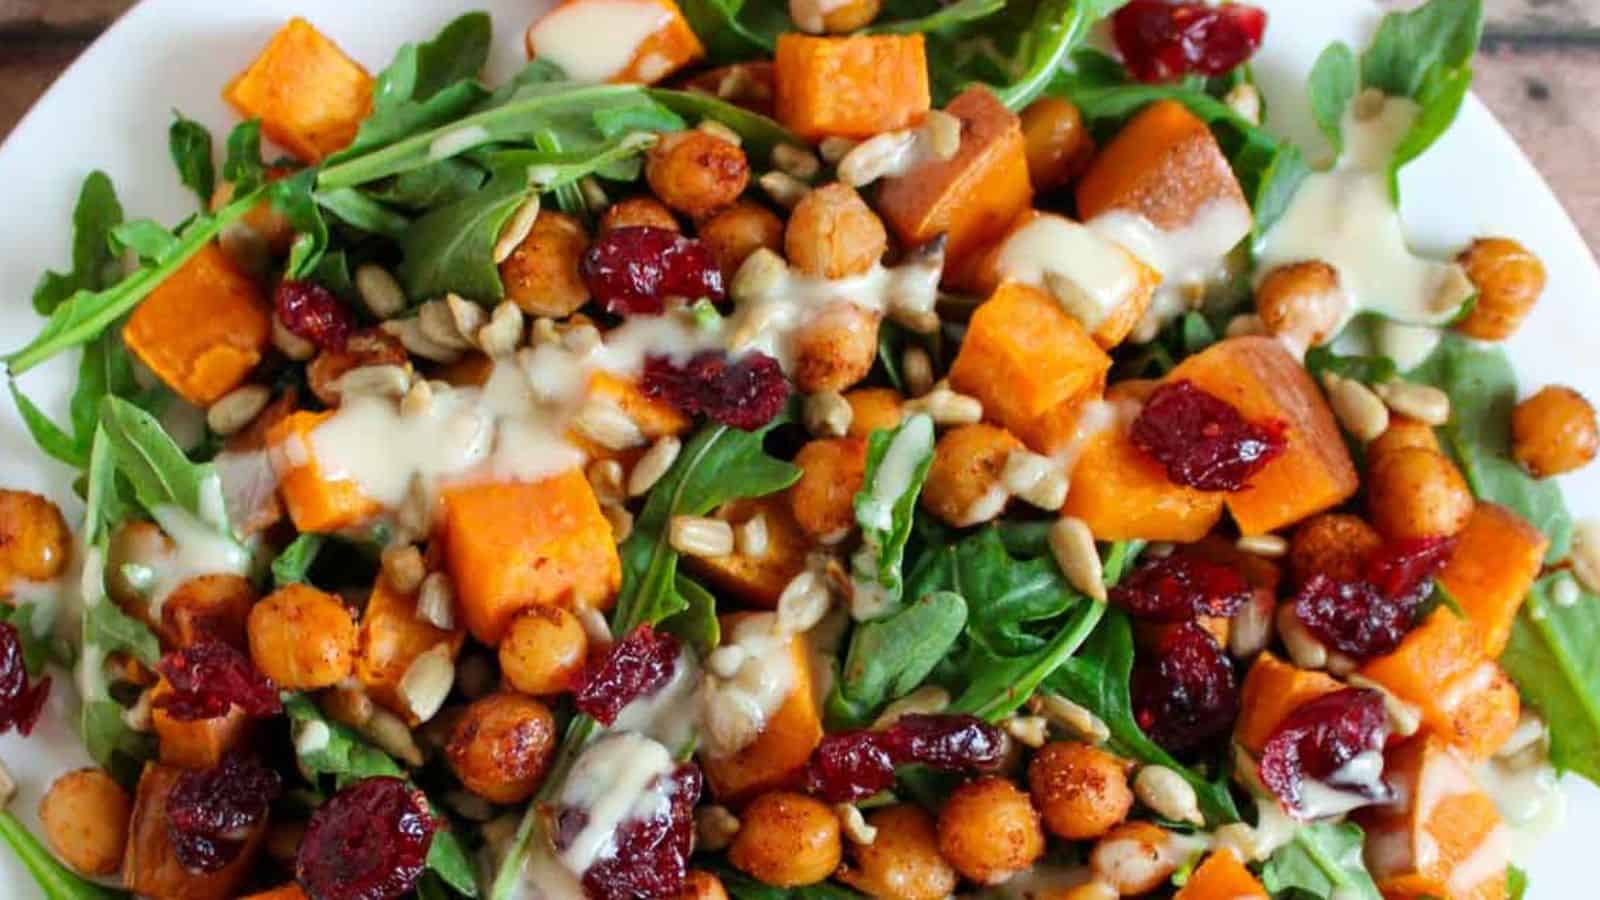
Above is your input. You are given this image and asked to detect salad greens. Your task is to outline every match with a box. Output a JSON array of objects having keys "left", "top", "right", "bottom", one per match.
[
  {"left": 849, "top": 413, "right": 936, "bottom": 619},
  {"left": 1501, "top": 574, "right": 1600, "bottom": 784},
  {"left": 1260, "top": 822, "right": 1384, "bottom": 900},
  {"left": 167, "top": 113, "right": 217, "bottom": 210}
]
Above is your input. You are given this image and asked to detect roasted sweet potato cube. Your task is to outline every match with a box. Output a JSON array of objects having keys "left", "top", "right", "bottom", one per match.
[
  {"left": 526, "top": 0, "right": 704, "bottom": 85},
  {"left": 567, "top": 370, "right": 692, "bottom": 464},
  {"left": 441, "top": 472, "right": 622, "bottom": 645},
  {"left": 1359, "top": 609, "right": 1520, "bottom": 761},
  {"left": 877, "top": 85, "right": 1033, "bottom": 272},
  {"left": 684, "top": 496, "right": 809, "bottom": 608},
  {"left": 266, "top": 410, "right": 383, "bottom": 534},
  {"left": 357, "top": 574, "right": 466, "bottom": 724},
  {"left": 774, "top": 33, "right": 930, "bottom": 141},
  {"left": 1174, "top": 851, "right": 1269, "bottom": 900},
  {"left": 150, "top": 677, "right": 253, "bottom": 770},
  {"left": 123, "top": 244, "right": 270, "bottom": 407},
  {"left": 701, "top": 616, "right": 824, "bottom": 804},
  {"left": 1168, "top": 337, "right": 1359, "bottom": 535},
  {"left": 223, "top": 17, "right": 373, "bottom": 162},
  {"left": 1436, "top": 503, "right": 1548, "bottom": 657},
  {"left": 124, "top": 763, "right": 266, "bottom": 900},
  {"left": 1076, "top": 99, "right": 1249, "bottom": 231},
  {"left": 1062, "top": 427, "right": 1225, "bottom": 542},
  {"left": 1233, "top": 652, "right": 1344, "bottom": 754},
  {"left": 1355, "top": 736, "right": 1510, "bottom": 900},
  {"left": 948, "top": 282, "right": 1110, "bottom": 455}
]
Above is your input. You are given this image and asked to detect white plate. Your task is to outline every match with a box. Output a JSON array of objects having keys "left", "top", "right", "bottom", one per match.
[{"left": 0, "top": 1, "right": 1595, "bottom": 896}]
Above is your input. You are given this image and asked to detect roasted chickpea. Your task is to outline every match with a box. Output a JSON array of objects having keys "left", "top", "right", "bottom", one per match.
[
  {"left": 728, "top": 792, "right": 842, "bottom": 887},
  {"left": 161, "top": 574, "right": 256, "bottom": 650},
  {"left": 790, "top": 302, "right": 881, "bottom": 394},
  {"left": 937, "top": 776, "right": 1045, "bottom": 886},
  {"left": 1512, "top": 385, "right": 1599, "bottom": 478},
  {"left": 600, "top": 196, "right": 680, "bottom": 233},
  {"left": 845, "top": 387, "right": 905, "bottom": 439},
  {"left": 1366, "top": 447, "right": 1475, "bottom": 540},
  {"left": 106, "top": 521, "right": 171, "bottom": 615},
  {"left": 837, "top": 804, "right": 956, "bottom": 900},
  {"left": 789, "top": 437, "right": 868, "bottom": 543},
  {"left": 247, "top": 584, "right": 358, "bottom": 690},
  {"left": 1090, "top": 821, "right": 1183, "bottom": 895},
  {"left": 1288, "top": 514, "right": 1382, "bottom": 587},
  {"left": 1255, "top": 261, "right": 1346, "bottom": 348},
  {"left": 698, "top": 202, "right": 784, "bottom": 281},
  {"left": 500, "top": 211, "right": 591, "bottom": 317},
  {"left": 673, "top": 871, "right": 730, "bottom": 900},
  {"left": 1456, "top": 237, "right": 1545, "bottom": 341},
  {"left": 306, "top": 329, "right": 411, "bottom": 406},
  {"left": 1021, "top": 97, "right": 1094, "bottom": 193},
  {"left": 0, "top": 489, "right": 70, "bottom": 582},
  {"left": 921, "top": 424, "right": 1023, "bottom": 528},
  {"left": 1367, "top": 415, "right": 1441, "bottom": 463},
  {"left": 446, "top": 692, "right": 557, "bottom": 804},
  {"left": 498, "top": 605, "right": 587, "bottom": 696},
  {"left": 785, "top": 183, "right": 887, "bottom": 279},
  {"left": 1027, "top": 741, "right": 1135, "bottom": 841},
  {"left": 646, "top": 130, "right": 751, "bottom": 220},
  {"left": 39, "top": 768, "right": 131, "bottom": 876}
]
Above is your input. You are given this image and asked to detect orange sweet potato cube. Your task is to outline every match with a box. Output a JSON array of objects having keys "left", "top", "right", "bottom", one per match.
[
  {"left": 1062, "top": 427, "right": 1225, "bottom": 542},
  {"left": 1174, "top": 851, "right": 1269, "bottom": 900},
  {"left": 1359, "top": 609, "right": 1520, "bottom": 761},
  {"left": 526, "top": 0, "right": 704, "bottom": 85},
  {"left": 1234, "top": 652, "right": 1345, "bottom": 754},
  {"left": 1436, "top": 503, "right": 1548, "bottom": 657},
  {"left": 442, "top": 471, "right": 622, "bottom": 645},
  {"left": 266, "top": 410, "right": 383, "bottom": 534},
  {"left": 701, "top": 617, "right": 824, "bottom": 804},
  {"left": 877, "top": 85, "right": 1033, "bottom": 272},
  {"left": 151, "top": 678, "right": 252, "bottom": 770},
  {"left": 1168, "top": 337, "right": 1359, "bottom": 535},
  {"left": 948, "top": 282, "right": 1111, "bottom": 455},
  {"left": 1355, "top": 736, "right": 1510, "bottom": 900},
  {"left": 123, "top": 244, "right": 270, "bottom": 407},
  {"left": 683, "top": 496, "right": 809, "bottom": 609},
  {"left": 774, "top": 33, "right": 930, "bottom": 141},
  {"left": 357, "top": 574, "right": 466, "bottom": 724},
  {"left": 223, "top": 18, "right": 373, "bottom": 162},
  {"left": 1076, "top": 99, "right": 1249, "bottom": 231},
  {"left": 125, "top": 763, "right": 266, "bottom": 900},
  {"left": 568, "top": 370, "right": 693, "bottom": 464}
]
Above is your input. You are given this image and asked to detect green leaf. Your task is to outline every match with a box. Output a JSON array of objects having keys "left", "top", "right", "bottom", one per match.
[
  {"left": 1305, "top": 343, "right": 1400, "bottom": 385},
  {"left": 660, "top": 574, "right": 721, "bottom": 657},
  {"left": 869, "top": 0, "right": 1006, "bottom": 35},
  {"left": 850, "top": 414, "right": 936, "bottom": 618},
  {"left": 679, "top": 0, "right": 788, "bottom": 63},
  {"left": 647, "top": 89, "right": 801, "bottom": 159},
  {"left": 316, "top": 187, "right": 412, "bottom": 238},
  {"left": 167, "top": 112, "right": 216, "bottom": 208},
  {"left": 0, "top": 602, "right": 74, "bottom": 676},
  {"left": 1508, "top": 865, "right": 1529, "bottom": 900},
  {"left": 1307, "top": 42, "right": 1358, "bottom": 155},
  {"left": 32, "top": 171, "right": 124, "bottom": 315},
  {"left": 366, "top": 158, "right": 487, "bottom": 209},
  {"left": 97, "top": 396, "right": 229, "bottom": 532},
  {"left": 992, "top": 0, "right": 1105, "bottom": 111},
  {"left": 0, "top": 811, "right": 129, "bottom": 900},
  {"left": 221, "top": 120, "right": 266, "bottom": 195},
  {"left": 83, "top": 599, "right": 160, "bottom": 670},
  {"left": 1501, "top": 574, "right": 1600, "bottom": 786},
  {"left": 397, "top": 164, "right": 535, "bottom": 302},
  {"left": 9, "top": 382, "right": 85, "bottom": 468},
  {"left": 111, "top": 220, "right": 179, "bottom": 264},
  {"left": 828, "top": 590, "right": 967, "bottom": 728},
  {"left": 272, "top": 533, "right": 326, "bottom": 588},
  {"left": 1261, "top": 821, "right": 1383, "bottom": 900},
  {"left": 268, "top": 169, "right": 330, "bottom": 279}
]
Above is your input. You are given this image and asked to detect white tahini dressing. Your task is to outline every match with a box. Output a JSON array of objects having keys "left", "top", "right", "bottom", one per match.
[
  {"left": 699, "top": 612, "right": 797, "bottom": 758},
  {"left": 1256, "top": 94, "right": 1474, "bottom": 335},
  {"left": 526, "top": 0, "right": 672, "bottom": 84},
  {"left": 1090, "top": 199, "right": 1251, "bottom": 344},
  {"left": 993, "top": 214, "right": 1151, "bottom": 334},
  {"left": 609, "top": 649, "right": 703, "bottom": 753},
  {"left": 850, "top": 413, "right": 935, "bottom": 620},
  {"left": 554, "top": 732, "right": 677, "bottom": 878},
  {"left": 1477, "top": 756, "right": 1566, "bottom": 864}
]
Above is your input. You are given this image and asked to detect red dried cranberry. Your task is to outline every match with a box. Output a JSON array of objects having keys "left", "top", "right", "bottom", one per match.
[
  {"left": 581, "top": 226, "right": 725, "bottom": 316},
  {"left": 153, "top": 640, "right": 281, "bottom": 722},
  {"left": 1258, "top": 688, "right": 1391, "bottom": 818},
  {"left": 0, "top": 622, "right": 50, "bottom": 736},
  {"left": 572, "top": 764, "right": 701, "bottom": 900},
  {"left": 1365, "top": 537, "right": 1456, "bottom": 605},
  {"left": 296, "top": 777, "right": 436, "bottom": 900},
  {"left": 1131, "top": 380, "right": 1288, "bottom": 492},
  {"left": 277, "top": 280, "right": 357, "bottom": 352},
  {"left": 166, "top": 753, "right": 282, "bottom": 873},
  {"left": 1112, "top": 0, "right": 1268, "bottom": 83},
  {"left": 802, "top": 714, "right": 1004, "bottom": 802},
  {"left": 803, "top": 732, "right": 899, "bottom": 803},
  {"left": 1293, "top": 576, "right": 1414, "bottom": 659},
  {"left": 641, "top": 350, "right": 789, "bottom": 430},
  {"left": 1131, "top": 621, "right": 1238, "bottom": 754},
  {"left": 573, "top": 624, "right": 681, "bottom": 725},
  {"left": 1112, "top": 553, "right": 1252, "bottom": 622}
]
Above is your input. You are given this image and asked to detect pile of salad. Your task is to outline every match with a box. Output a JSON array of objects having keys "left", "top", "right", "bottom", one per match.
[{"left": 0, "top": 0, "right": 1596, "bottom": 898}]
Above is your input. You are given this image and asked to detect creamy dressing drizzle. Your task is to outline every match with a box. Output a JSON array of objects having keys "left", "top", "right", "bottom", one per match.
[
  {"left": 994, "top": 214, "right": 1150, "bottom": 333},
  {"left": 1477, "top": 757, "right": 1567, "bottom": 864},
  {"left": 526, "top": 0, "right": 673, "bottom": 84},
  {"left": 1089, "top": 199, "right": 1252, "bottom": 343},
  {"left": 555, "top": 732, "right": 677, "bottom": 876},
  {"left": 850, "top": 414, "right": 935, "bottom": 620},
  {"left": 610, "top": 649, "right": 702, "bottom": 753},
  {"left": 700, "top": 612, "right": 797, "bottom": 758}
]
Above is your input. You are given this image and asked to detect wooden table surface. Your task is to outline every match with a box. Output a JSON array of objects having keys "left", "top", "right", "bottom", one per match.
[{"left": 0, "top": 0, "right": 1595, "bottom": 258}]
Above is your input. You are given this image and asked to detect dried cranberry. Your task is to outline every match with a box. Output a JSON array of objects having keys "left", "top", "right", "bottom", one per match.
[
  {"left": 1365, "top": 537, "right": 1456, "bottom": 605},
  {"left": 277, "top": 280, "right": 357, "bottom": 352},
  {"left": 1112, "top": 0, "right": 1268, "bottom": 83},
  {"left": 641, "top": 350, "right": 789, "bottom": 430},
  {"left": 572, "top": 764, "right": 701, "bottom": 900},
  {"left": 804, "top": 732, "right": 899, "bottom": 803},
  {"left": 153, "top": 640, "right": 281, "bottom": 722},
  {"left": 1292, "top": 537, "right": 1456, "bottom": 659},
  {"left": 1258, "top": 688, "right": 1391, "bottom": 818},
  {"left": 581, "top": 226, "right": 725, "bottom": 316},
  {"left": 1131, "top": 621, "right": 1238, "bottom": 754},
  {"left": 166, "top": 753, "right": 281, "bottom": 873},
  {"left": 1131, "top": 380, "right": 1288, "bottom": 492},
  {"left": 0, "top": 622, "right": 50, "bottom": 736},
  {"left": 802, "top": 714, "right": 1005, "bottom": 802},
  {"left": 573, "top": 624, "right": 681, "bottom": 725},
  {"left": 1112, "top": 553, "right": 1252, "bottom": 622},
  {"left": 296, "top": 777, "right": 436, "bottom": 900}
]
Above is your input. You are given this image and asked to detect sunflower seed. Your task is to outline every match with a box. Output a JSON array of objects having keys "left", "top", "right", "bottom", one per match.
[
  {"left": 587, "top": 459, "right": 627, "bottom": 508},
  {"left": 629, "top": 436, "right": 681, "bottom": 496},
  {"left": 335, "top": 364, "right": 412, "bottom": 400},
  {"left": 698, "top": 119, "right": 743, "bottom": 147},
  {"left": 1135, "top": 766, "right": 1203, "bottom": 826},
  {"left": 835, "top": 804, "right": 878, "bottom": 845},
  {"left": 670, "top": 516, "right": 735, "bottom": 558},
  {"left": 399, "top": 643, "right": 455, "bottom": 723},
  {"left": 272, "top": 314, "right": 317, "bottom": 361},
  {"left": 695, "top": 805, "right": 741, "bottom": 853},
  {"left": 1049, "top": 516, "right": 1106, "bottom": 603},
  {"left": 494, "top": 195, "right": 542, "bottom": 265},
  {"left": 1277, "top": 604, "right": 1328, "bottom": 670},
  {"left": 1236, "top": 534, "right": 1288, "bottom": 558},
  {"left": 819, "top": 136, "right": 858, "bottom": 164},
  {"left": 804, "top": 391, "right": 853, "bottom": 438},
  {"left": 573, "top": 398, "right": 646, "bottom": 451},
  {"left": 1032, "top": 691, "right": 1110, "bottom": 743},
  {"left": 206, "top": 384, "right": 271, "bottom": 436},
  {"left": 759, "top": 171, "right": 809, "bottom": 209},
  {"left": 1003, "top": 715, "right": 1050, "bottom": 749},
  {"left": 772, "top": 142, "right": 820, "bottom": 179},
  {"left": 476, "top": 302, "right": 524, "bottom": 357},
  {"left": 1323, "top": 372, "right": 1390, "bottom": 443},
  {"left": 1374, "top": 379, "right": 1451, "bottom": 426},
  {"left": 872, "top": 685, "right": 951, "bottom": 730},
  {"left": 380, "top": 544, "right": 427, "bottom": 595},
  {"left": 355, "top": 263, "right": 409, "bottom": 319},
  {"left": 416, "top": 573, "right": 456, "bottom": 630},
  {"left": 902, "top": 347, "right": 934, "bottom": 397}
]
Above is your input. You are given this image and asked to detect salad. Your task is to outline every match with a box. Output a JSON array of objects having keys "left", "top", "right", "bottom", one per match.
[{"left": 0, "top": 0, "right": 1596, "bottom": 898}]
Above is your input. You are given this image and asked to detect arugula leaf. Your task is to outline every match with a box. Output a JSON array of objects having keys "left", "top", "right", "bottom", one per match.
[
  {"left": 1501, "top": 574, "right": 1600, "bottom": 786},
  {"left": 317, "top": 187, "right": 412, "bottom": 239},
  {"left": 850, "top": 414, "right": 936, "bottom": 619},
  {"left": 272, "top": 533, "right": 326, "bottom": 588},
  {"left": 1261, "top": 821, "right": 1384, "bottom": 900},
  {"left": 397, "top": 165, "right": 536, "bottom": 302},
  {"left": 97, "top": 396, "right": 231, "bottom": 532},
  {"left": 869, "top": 0, "right": 1006, "bottom": 35},
  {"left": 0, "top": 602, "right": 74, "bottom": 677},
  {"left": 1307, "top": 42, "right": 1358, "bottom": 156},
  {"left": 992, "top": 0, "right": 1109, "bottom": 111},
  {"left": 1305, "top": 343, "right": 1399, "bottom": 386},
  {"left": 679, "top": 0, "right": 789, "bottom": 63},
  {"left": 221, "top": 120, "right": 266, "bottom": 195},
  {"left": 269, "top": 169, "right": 331, "bottom": 279},
  {"left": 110, "top": 220, "right": 179, "bottom": 264},
  {"left": 1408, "top": 335, "right": 1572, "bottom": 561},
  {"left": 660, "top": 574, "right": 721, "bottom": 657},
  {"left": 366, "top": 158, "right": 487, "bottom": 209},
  {"left": 31, "top": 170, "right": 123, "bottom": 316},
  {"left": 10, "top": 383, "right": 85, "bottom": 468},
  {"left": 167, "top": 112, "right": 215, "bottom": 208},
  {"left": 828, "top": 590, "right": 967, "bottom": 728},
  {"left": 1508, "top": 865, "right": 1529, "bottom": 900},
  {"left": 647, "top": 89, "right": 800, "bottom": 159},
  {"left": 0, "top": 811, "right": 128, "bottom": 900}
]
